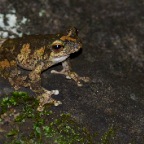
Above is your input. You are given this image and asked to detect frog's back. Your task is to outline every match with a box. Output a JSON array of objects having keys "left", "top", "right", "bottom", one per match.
[{"left": 3, "top": 34, "right": 62, "bottom": 52}]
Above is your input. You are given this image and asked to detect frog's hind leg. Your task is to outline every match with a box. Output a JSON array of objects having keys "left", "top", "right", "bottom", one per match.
[
  {"left": 8, "top": 67, "right": 29, "bottom": 90},
  {"left": 0, "top": 60, "right": 29, "bottom": 90},
  {"left": 0, "top": 42, "right": 29, "bottom": 90}
]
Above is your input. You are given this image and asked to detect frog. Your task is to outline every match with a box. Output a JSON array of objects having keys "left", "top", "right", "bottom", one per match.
[{"left": 0, "top": 27, "right": 90, "bottom": 111}]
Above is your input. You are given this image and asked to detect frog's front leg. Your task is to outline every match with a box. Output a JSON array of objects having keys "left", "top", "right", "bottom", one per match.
[
  {"left": 51, "top": 59, "right": 90, "bottom": 87},
  {"left": 29, "top": 63, "right": 61, "bottom": 111}
]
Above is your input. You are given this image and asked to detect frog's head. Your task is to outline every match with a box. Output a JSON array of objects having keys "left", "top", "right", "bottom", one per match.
[{"left": 49, "top": 27, "right": 82, "bottom": 64}]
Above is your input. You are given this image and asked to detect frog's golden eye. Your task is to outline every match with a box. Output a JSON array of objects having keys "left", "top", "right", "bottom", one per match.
[
  {"left": 52, "top": 40, "right": 64, "bottom": 51},
  {"left": 52, "top": 44, "right": 63, "bottom": 50}
]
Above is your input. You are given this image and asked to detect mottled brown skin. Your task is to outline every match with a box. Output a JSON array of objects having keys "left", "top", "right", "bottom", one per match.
[{"left": 0, "top": 27, "right": 89, "bottom": 111}]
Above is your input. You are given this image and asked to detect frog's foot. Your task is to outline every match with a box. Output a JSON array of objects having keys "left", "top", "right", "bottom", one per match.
[
  {"left": 51, "top": 70, "right": 90, "bottom": 87},
  {"left": 8, "top": 76, "right": 29, "bottom": 90},
  {"left": 37, "top": 89, "right": 62, "bottom": 111}
]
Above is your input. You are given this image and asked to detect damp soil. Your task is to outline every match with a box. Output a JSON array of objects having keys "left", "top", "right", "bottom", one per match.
[{"left": 0, "top": 0, "right": 144, "bottom": 143}]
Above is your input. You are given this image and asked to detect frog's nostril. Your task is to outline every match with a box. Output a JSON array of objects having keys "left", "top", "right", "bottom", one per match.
[{"left": 78, "top": 42, "right": 82, "bottom": 48}]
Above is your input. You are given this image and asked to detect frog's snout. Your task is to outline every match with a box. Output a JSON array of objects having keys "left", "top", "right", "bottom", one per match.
[
  {"left": 79, "top": 41, "right": 82, "bottom": 48},
  {"left": 76, "top": 38, "right": 82, "bottom": 49}
]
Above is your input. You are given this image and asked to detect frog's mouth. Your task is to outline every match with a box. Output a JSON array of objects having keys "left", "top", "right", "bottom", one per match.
[{"left": 51, "top": 55, "right": 69, "bottom": 64}]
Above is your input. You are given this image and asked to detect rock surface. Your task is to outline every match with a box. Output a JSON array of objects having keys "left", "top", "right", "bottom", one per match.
[{"left": 0, "top": 0, "right": 144, "bottom": 143}]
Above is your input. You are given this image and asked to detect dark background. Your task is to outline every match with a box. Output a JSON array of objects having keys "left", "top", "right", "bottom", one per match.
[{"left": 0, "top": 0, "right": 144, "bottom": 143}]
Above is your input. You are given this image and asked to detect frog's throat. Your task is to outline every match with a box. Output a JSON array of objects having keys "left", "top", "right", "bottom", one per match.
[{"left": 51, "top": 55, "right": 69, "bottom": 64}]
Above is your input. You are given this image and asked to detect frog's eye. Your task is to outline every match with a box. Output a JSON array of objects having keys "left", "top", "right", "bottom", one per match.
[
  {"left": 52, "top": 44, "right": 63, "bottom": 50},
  {"left": 51, "top": 40, "right": 64, "bottom": 51}
]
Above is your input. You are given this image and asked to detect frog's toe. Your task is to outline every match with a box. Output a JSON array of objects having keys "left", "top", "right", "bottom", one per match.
[
  {"left": 51, "top": 70, "right": 62, "bottom": 74},
  {"left": 77, "top": 81, "right": 83, "bottom": 87},
  {"left": 51, "top": 70, "right": 57, "bottom": 73},
  {"left": 54, "top": 100, "right": 62, "bottom": 106},
  {"left": 51, "top": 90, "right": 59, "bottom": 95},
  {"left": 13, "top": 85, "right": 20, "bottom": 90},
  {"left": 66, "top": 75, "right": 71, "bottom": 79},
  {"left": 81, "top": 76, "right": 90, "bottom": 82},
  {"left": 37, "top": 106, "right": 44, "bottom": 111}
]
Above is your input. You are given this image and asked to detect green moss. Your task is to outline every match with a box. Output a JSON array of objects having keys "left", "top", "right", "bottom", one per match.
[
  {"left": 0, "top": 91, "right": 97, "bottom": 144},
  {"left": 101, "top": 126, "right": 115, "bottom": 144}
]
